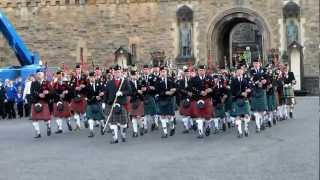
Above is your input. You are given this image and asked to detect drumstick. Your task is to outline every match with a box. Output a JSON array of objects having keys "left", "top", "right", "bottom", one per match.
[{"left": 102, "top": 78, "right": 125, "bottom": 133}]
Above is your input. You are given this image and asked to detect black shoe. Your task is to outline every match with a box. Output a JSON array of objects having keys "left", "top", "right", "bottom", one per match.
[
  {"left": 88, "top": 131, "right": 94, "bottom": 138},
  {"left": 100, "top": 127, "right": 105, "bottom": 136},
  {"left": 169, "top": 129, "right": 175, "bottom": 136},
  {"left": 110, "top": 139, "right": 119, "bottom": 144},
  {"left": 205, "top": 127, "right": 211, "bottom": 136},
  {"left": 67, "top": 123, "right": 73, "bottom": 131},
  {"left": 95, "top": 124, "right": 99, "bottom": 128},
  {"left": 268, "top": 121, "right": 272, "bottom": 128},
  {"left": 139, "top": 129, "right": 144, "bottom": 136},
  {"left": 182, "top": 129, "right": 189, "bottom": 134},
  {"left": 47, "top": 128, "right": 51, "bottom": 136},
  {"left": 122, "top": 138, "right": 126, "bottom": 142},
  {"left": 84, "top": 121, "right": 89, "bottom": 128},
  {"left": 132, "top": 132, "right": 138, "bottom": 138},
  {"left": 151, "top": 123, "right": 155, "bottom": 131},
  {"left": 34, "top": 134, "right": 41, "bottom": 138},
  {"left": 55, "top": 130, "right": 63, "bottom": 134},
  {"left": 197, "top": 134, "right": 204, "bottom": 139},
  {"left": 273, "top": 118, "right": 277, "bottom": 125},
  {"left": 161, "top": 134, "right": 168, "bottom": 138},
  {"left": 222, "top": 123, "right": 227, "bottom": 131},
  {"left": 289, "top": 112, "right": 293, "bottom": 119},
  {"left": 244, "top": 131, "right": 249, "bottom": 137}
]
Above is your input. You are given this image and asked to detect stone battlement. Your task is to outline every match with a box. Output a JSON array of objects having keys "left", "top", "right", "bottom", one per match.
[{"left": 0, "top": 0, "right": 190, "bottom": 8}]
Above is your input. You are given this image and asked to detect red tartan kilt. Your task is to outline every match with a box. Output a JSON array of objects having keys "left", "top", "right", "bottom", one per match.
[
  {"left": 191, "top": 99, "right": 214, "bottom": 119},
  {"left": 179, "top": 102, "right": 193, "bottom": 117},
  {"left": 31, "top": 103, "right": 51, "bottom": 121},
  {"left": 128, "top": 100, "right": 144, "bottom": 117},
  {"left": 53, "top": 101, "right": 71, "bottom": 118},
  {"left": 70, "top": 98, "right": 87, "bottom": 114}
]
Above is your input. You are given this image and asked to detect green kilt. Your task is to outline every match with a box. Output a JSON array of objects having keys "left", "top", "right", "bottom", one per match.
[
  {"left": 224, "top": 96, "right": 233, "bottom": 112},
  {"left": 144, "top": 96, "right": 158, "bottom": 116},
  {"left": 231, "top": 98, "right": 250, "bottom": 117},
  {"left": 105, "top": 104, "right": 129, "bottom": 125},
  {"left": 215, "top": 103, "right": 226, "bottom": 118},
  {"left": 251, "top": 88, "right": 267, "bottom": 112},
  {"left": 267, "top": 93, "right": 277, "bottom": 111},
  {"left": 86, "top": 104, "right": 105, "bottom": 120},
  {"left": 158, "top": 97, "right": 175, "bottom": 116}
]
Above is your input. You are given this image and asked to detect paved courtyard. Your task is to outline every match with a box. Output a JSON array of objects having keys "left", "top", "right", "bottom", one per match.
[{"left": 0, "top": 97, "right": 318, "bottom": 180}]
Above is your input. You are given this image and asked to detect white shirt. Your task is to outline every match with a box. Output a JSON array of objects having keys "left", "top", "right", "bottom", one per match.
[{"left": 23, "top": 81, "right": 32, "bottom": 99}]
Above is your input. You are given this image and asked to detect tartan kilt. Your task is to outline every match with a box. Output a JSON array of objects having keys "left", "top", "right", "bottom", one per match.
[
  {"left": 251, "top": 89, "right": 268, "bottom": 112},
  {"left": 224, "top": 97, "right": 233, "bottom": 112},
  {"left": 215, "top": 103, "right": 226, "bottom": 118},
  {"left": 158, "top": 97, "right": 175, "bottom": 116},
  {"left": 53, "top": 101, "right": 71, "bottom": 118},
  {"left": 179, "top": 101, "right": 192, "bottom": 117},
  {"left": 31, "top": 102, "right": 51, "bottom": 121},
  {"left": 283, "top": 86, "right": 295, "bottom": 98},
  {"left": 105, "top": 104, "right": 129, "bottom": 125},
  {"left": 231, "top": 99, "right": 250, "bottom": 117},
  {"left": 267, "top": 94, "right": 277, "bottom": 111},
  {"left": 285, "top": 97, "right": 296, "bottom": 105},
  {"left": 128, "top": 99, "right": 144, "bottom": 117},
  {"left": 86, "top": 104, "right": 105, "bottom": 120},
  {"left": 191, "top": 98, "right": 214, "bottom": 119},
  {"left": 144, "top": 96, "right": 158, "bottom": 116},
  {"left": 70, "top": 98, "right": 87, "bottom": 114}
]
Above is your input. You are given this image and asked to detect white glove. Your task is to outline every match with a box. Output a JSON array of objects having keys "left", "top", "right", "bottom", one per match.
[
  {"left": 102, "top": 103, "right": 106, "bottom": 110},
  {"left": 116, "top": 91, "right": 123, "bottom": 97}
]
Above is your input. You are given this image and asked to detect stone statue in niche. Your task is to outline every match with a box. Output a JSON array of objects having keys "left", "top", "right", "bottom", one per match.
[
  {"left": 287, "top": 20, "right": 299, "bottom": 44},
  {"left": 180, "top": 22, "right": 192, "bottom": 57}
]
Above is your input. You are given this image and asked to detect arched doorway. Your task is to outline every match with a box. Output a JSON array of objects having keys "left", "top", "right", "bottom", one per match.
[{"left": 207, "top": 8, "right": 271, "bottom": 68}]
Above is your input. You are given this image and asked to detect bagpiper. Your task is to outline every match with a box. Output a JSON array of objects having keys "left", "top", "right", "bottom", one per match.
[
  {"left": 52, "top": 71, "right": 73, "bottom": 134},
  {"left": 69, "top": 64, "right": 88, "bottom": 130},
  {"left": 250, "top": 59, "right": 268, "bottom": 133},
  {"left": 189, "top": 65, "right": 214, "bottom": 139},
  {"left": 265, "top": 64, "right": 278, "bottom": 126},
  {"left": 230, "top": 66, "right": 252, "bottom": 138},
  {"left": 85, "top": 71, "right": 105, "bottom": 138},
  {"left": 155, "top": 66, "right": 177, "bottom": 138},
  {"left": 104, "top": 65, "right": 131, "bottom": 144},
  {"left": 281, "top": 65, "right": 296, "bottom": 119},
  {"left": 128, "top": 70, "right": 145, "bottom": 137},
  {"left": 30, "top": 72, "right": 53, "bottom": 138},
  {"left": 177, "top": 68, "right": 194, "bottom": 134}
]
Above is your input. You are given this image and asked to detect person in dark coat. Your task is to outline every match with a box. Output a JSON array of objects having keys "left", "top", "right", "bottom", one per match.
[
  {"left": 30, "top": 72, "right": 53, "bottom": 138},
  {"left": 85, "top": 72, "right": 105, "bottom": 138},
  {"left": 230, "top": 66, "right": 252, "bottom": 138},
  {"left": 5, "top": 80, "right": 17, "bottom": 119},
  {"left": 0, "top": 80, "right": 6, "bottom": 119},
  {"left": 282, "top": 65, "right": 296, "bottom": 119},
  {"left": 104, "top": 65, "right": 131, "bottom": 144},
  {"left": 16, "top": 86, "right": 24, "bottom": 118},
  {"left": 155, "top": 66, "right": 176, "bottom": 138}
]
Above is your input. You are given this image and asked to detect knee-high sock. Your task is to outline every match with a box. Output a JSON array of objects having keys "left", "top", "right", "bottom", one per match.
[
  {"left": 74, "top": 114, "right": 81, "bottom": 128},
  {"left": 153, "top": 115, "right": 159, "bottom": 127},
  {"left": 182, "top": 117, "right": 189, "bottom": 129},
  {"left": 169, "top": 116, "right": 175, "bottom": 129},
  {"left": 143, "top": 115, "right": 150, "bottom": 129},
  {"left": 268, "top": 112, "right": 273, "bottom": 122},
  {"left": 160, "top": 117, "right": 168, "bottom": 134},
  {"left": 88, "top": 119, "right": 94, "bottom": 131},
  {"left": 244, "top": 116, "right": 250, "bottom": 132},
  {"left": 188, "top": 117, "right": 193, "bottom": 127},
  {"left": 235, "top": 118, "right": 242, "bottom": 134},
  {"left": 32, "top": 121, "right": 40, "bottom": 134},
  {"left": 110, "top": 124, "right": 118, "bottom": 140},
  {"left": 283, "top": 105, "right": 288, "bottom": 117},
  {"left": 196, "top": 119, "right": 204, "bottom": 135},
  {"left": 56, "top": 118, "right": 63, "bottom": 130},
  {"left": 132, "top": 118, "right": 138, "bottom": 133},
  {"left": 213, "top": 118, "right": 219, "bottom": 129},
  {"left": 120, "top": 124, "right": 127, "bottom": 138},
  {"left": 254, "top": 112, "right": 261, "bottom": 129}
]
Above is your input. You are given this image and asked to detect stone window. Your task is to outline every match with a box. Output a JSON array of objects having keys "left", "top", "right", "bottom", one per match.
[{"left": 177, "top": 6, "right": 194, "bottom": 59}]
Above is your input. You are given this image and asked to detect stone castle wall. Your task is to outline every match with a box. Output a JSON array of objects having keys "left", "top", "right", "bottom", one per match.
[{"left": 0, "top": 0, "right": 319, "bottom": 93}]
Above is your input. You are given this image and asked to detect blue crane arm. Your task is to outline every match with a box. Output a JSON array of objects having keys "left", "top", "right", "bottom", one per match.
[{"left": 0, "top": 11, "right": 39, "bottom": 66}]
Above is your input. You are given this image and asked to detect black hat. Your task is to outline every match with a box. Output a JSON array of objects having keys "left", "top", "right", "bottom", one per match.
[
  {"left": 130, "top": 70, "right": 137, "bottom": 76},
  {"left": 56, "top": 71, "right": 62, "bottom": 75},
  {"left": 236, "top": 65, "right": 242, "bottom": 70},
  {"left": 184, "top": 69, "right": 189, "bottom": 73},
  {"left": 105, "top": 69, "right": 110, "bottom": 74},
  {"left": 198, "top": 65, "right": 206, "bottom": 70},
  {"left": 76, "top": 64, "right": 81, "bottom": 69},
  {"left": 159, "top": 66, "right": 167, "bottom": 71},
  {"left": 253, "top": 59, "right": 260, "bottom": 63},
  {"left": 95, "top": 66, "right": 100, "bottom": 70},
  {"left": 89, "top": 72, "right": 95, "bottom": 77},
  {"left": 143, "top": 64, "right": 149, "bottom": 69},
  {"left": 113, "top": 65, "right": 122, "bottom": 71}
]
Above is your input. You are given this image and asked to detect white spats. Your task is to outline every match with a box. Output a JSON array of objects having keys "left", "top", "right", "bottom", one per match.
[{"left": 32, "top": 121, "right": 40, "bottom": 134}]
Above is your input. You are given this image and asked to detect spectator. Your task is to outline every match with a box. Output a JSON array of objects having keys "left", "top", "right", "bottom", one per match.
[
  {"left": 16, "top": 86, "right": 24, "bottom": 118},
  {"left": 5, "top": 80, "right": 17, "bottom": 119},
  {"left": 0, "top": 80, "right": 5, "bottom": 119}
]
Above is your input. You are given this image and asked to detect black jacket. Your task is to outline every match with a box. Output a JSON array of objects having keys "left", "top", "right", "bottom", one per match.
[{"left": 104, "top": 79, "right": 131, "bottom": 105}]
